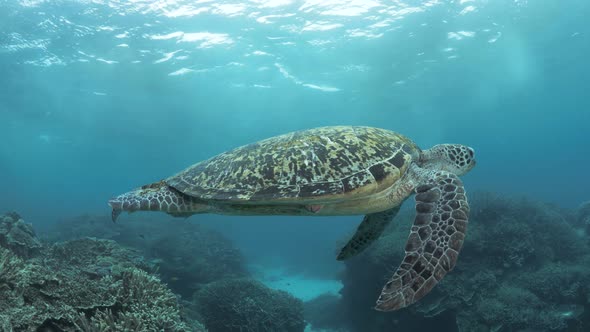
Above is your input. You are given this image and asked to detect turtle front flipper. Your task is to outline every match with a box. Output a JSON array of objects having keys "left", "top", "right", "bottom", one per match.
[
  {"left": 336, "top": 206, "right": 400, "bottom": 260},
  {"left": 108, "top": 181, "right": 207, "bottom": 222},
  {"left": 375, "top": 171, "right": 469, "bottom": 311}
]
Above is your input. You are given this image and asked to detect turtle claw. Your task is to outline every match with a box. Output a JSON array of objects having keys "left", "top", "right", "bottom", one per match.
[{"left": 306, "top": 204, "right": 324, "bottom": 213}]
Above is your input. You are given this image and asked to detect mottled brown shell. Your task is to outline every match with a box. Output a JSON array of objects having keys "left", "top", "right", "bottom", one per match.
[{"left": 166, "top": 126, "right": 420, "bottom": 203}]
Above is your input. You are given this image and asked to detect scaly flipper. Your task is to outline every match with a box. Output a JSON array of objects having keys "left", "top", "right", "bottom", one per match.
[
  {"left": 336, "top": 207, "right": 400, "bottom": 260},
  {"left": 375, "top": 171, "right": 469, "bottom": 311},
  {"left": 108, "top": 181, "right": 207, "bottom": 222}
]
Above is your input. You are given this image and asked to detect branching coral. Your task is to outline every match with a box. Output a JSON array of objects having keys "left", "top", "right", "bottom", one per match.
[
  {"left": 0, "top": 246, "right": 81, "bottom": 330},
  {"left": 195, "top": 278, "right": 305, "bottom": 332},
  {"left": 116, "top": 268, "right": 190, "bottom": 331},
  {"left": 45, "top": 237, "right": 155, "bottom": 277},
  {"left": 45, "top": 214, "right": 249, "bottom": 299},
  {"left": 0, "top": 213, "right": 198, "bottom": 331},
  {"left": 70, "top": 269, "right": 194, "bottom": 332},
  {"left": 2, "top": 262, "right": 191, "bottom": 331}
]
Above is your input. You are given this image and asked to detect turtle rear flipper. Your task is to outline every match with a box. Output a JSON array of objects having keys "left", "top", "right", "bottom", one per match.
[
  {"left": 375, "top": 171, "right": 469, "bottom": 311},
  {"left": 336, "top": 206, "right": 400, "bottom": 260},
  {"left": 108, "top": 182, "right": 209, "bottom": 221}
]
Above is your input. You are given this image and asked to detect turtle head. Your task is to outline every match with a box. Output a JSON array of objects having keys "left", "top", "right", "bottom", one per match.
[{"left": 420, "top": 144, "right": 476, "bottom": 176}]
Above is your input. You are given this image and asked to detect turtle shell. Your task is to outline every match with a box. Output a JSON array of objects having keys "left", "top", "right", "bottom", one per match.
[{"left": 166, "top": 126, "right": 420, "bottom": 203}]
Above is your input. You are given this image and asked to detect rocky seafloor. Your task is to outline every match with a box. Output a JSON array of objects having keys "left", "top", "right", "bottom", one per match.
[{"left": 1, "top": 192, "right": 590, "bottom": 332}]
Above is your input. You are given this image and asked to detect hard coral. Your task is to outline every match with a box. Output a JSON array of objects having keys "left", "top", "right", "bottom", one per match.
[
  {"left": 148, "top": 222, "right": 248, "bottom": 298},
  {"left": 45, "top": 214, "right": 249, "bottom": 299},
  {"left": 195, "top": 278, "right": 306, "bottom": 332},
  {"left": 0, "top": 214, "right": 196, "bottom": 331},
  {"left": 71, "top": 268, "right": 197, "bottom": 332},
  {"left": 0, "top": 246, "right": 25, "bottom": 286},
  {"left": 467, "top": 192, "right": 586, "bottom": 266},
  {"left": 45, "top": 237, "right": 155, "bottom": 277},
  {"left": 0, "top": 247, "right": 34, "bottom": 331},
  {"left": 0, "top": 211, "right": 42, "bottom": 258}
]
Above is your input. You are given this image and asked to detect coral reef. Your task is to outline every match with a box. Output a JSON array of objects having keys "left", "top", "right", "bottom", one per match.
[
  {"left": 0, "top": 211, "right": 42, "bottom": 258},
  {"left": 195, "top": 278, "right": 306, "bottom": 332},
  {"left": 45, "top": 237, "right": 156, "bottom": 277},
  {"left": 578, "top": 200, "right": 590, "bottom": 235},
  {"left": 0, "top": 213, "right": 197, "bottom": 331},
  {"left": 44, "top": 214, "right": 248, "bottom": 298},
  {"left": 304, "top": 293, "right": 348, "bottom": 331},
  {"left": 336, "top": 192, "right": 590, "bottom": 332},
  {"left": 148, "top": 221, "right": 248, "bottom": 297},
  {"left": 577, "top": 201, "right": 590, "bottom": 222},
  {"left": 70, "top": 269, "right": 203, "bottom": 332}
]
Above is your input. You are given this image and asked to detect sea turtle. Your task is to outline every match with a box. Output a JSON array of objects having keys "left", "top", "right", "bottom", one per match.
[{"left": 109, "top": 126, "right": 475, "bottom": 311}]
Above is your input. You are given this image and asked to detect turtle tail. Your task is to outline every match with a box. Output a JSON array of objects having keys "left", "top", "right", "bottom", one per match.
[{"left": 108, "top": 181, "right": 205, "bottom": 222}]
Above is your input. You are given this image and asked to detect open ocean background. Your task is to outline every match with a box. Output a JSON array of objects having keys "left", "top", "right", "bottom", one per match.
[{"left": 1, "top": 1, "right": 590, "bottom": 330}]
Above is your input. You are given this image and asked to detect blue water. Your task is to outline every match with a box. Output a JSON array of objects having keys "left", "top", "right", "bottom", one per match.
[{"left": 1, "top": 0, "right": 590, "bottom": 305}]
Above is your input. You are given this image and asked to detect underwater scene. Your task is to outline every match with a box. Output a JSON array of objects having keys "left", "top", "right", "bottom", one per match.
[{"left": 1, "top": 0, "right": 590, "bottom": 331}]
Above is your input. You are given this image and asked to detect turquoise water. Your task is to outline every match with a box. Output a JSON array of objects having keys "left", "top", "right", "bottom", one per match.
[{"left": 1, "top": 1, "right": 590, "bottom": 330}]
